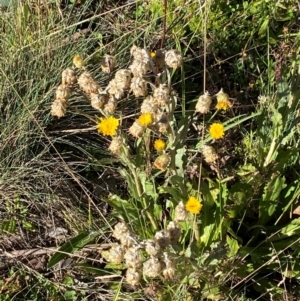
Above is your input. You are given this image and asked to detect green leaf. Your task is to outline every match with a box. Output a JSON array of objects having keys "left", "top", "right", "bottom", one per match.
[
  {"left": 0, "top": 219, "right": 16, "bottom": 234},
  {"left": 230, "top": 183, "right": 253, "bottom": 206},
  {"left": 0, "top": 0, "right": 12, "bottom": 8},
  {"left": 258, "top": 17, "right": 269, "bottom": 37},
  {"left": 77, "top": 262, "right": 124, "bottom": 274},
  {"left": 63, "top": 276, "right": 74, "bottom": 286},
  {"left": 22, "top": 220, "right": 35, "bottom": 231},
  {"left": 169, "top": 175, "right": 187, "bottom": 197},
  {"left": 139, "top": 171, "right": 158, "bottom": 200},
  {"left": 226, "top": 235, "right": 239, "bottom": 257},
  {"left": 47, "top": 231, "right": 100, "bottom": 268},
  {"left": 276, "top": 179, "right": 300, "bottom": 224},
  {"left": 64, "top": 290, "right": 77, "bottom": 301},
  {"left": 159, "top": 186, "right": 185, "bottom": 203},
  {"left": 119, "top": 168, "right": 139, "bottom": 199},
  {"left": 270, "top": 219, "right": 300, "bottom": 241},
  {"left": 270, "top": 108, "right": 283, "bottom": 139},
  {"left": 259, "top": 176, "right": 286, "bottom": 225},
  {"left": 103, "top": 194, "right": 141, "bottom": 221}
]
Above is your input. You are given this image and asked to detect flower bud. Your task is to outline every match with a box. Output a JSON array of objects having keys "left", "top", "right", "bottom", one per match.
[
  {"left": 101, "top": 55, "right": 115, "bottom": 73},
  {"left": 201, "top": 145, "right": 218, "bottom": 163},
  {"left": 108, "top": 136, "right": 124, "bottom": 154},
  {"left": 174, "top": 201, "right": 188, "bottom": 222},
  {"left": 153, "top": 154, "right": 170, "bottom": 171},
  {"left": 195, "top": 91, "right": 212, "bottom": 114},
  {"left": 128, "top": 121, "right": 144, "bottom": 138}
]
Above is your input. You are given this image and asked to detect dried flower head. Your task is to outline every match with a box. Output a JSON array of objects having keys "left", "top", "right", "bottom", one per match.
[
  {"left": 153, "top": 154, "right": 170, "bottom": 171},
  {"left": 167, "top": 221, "right": 181, "bottom": 243},
  {"left": 129, "top": 121, "right": 144, "bottom": 138},
  {"left": 97, "top": 116, "right": 119, "bottom": 136},
  {"left": 138, "top": 113, "right": 153, "bottom": 127},
  {"left": 209, "top": 123, "right": 225, "bottom": 140},
  {"left": 112, "top": 222, "right": 130, "bottom": 240},
  {"left": 108, "top": 244, "right": 124, "bottom": 264},
  {"left": 73, "top": 54, "right": 84, "bottom": 69},
  {"left": 130, "top": 44, "right": 140, "bottom": 57},
  {"left": 115, "top": 69, "right": 132, "bottom": 90},
  {"left": 62, "top": 68, "right": 77, "bottom": 85},
  {"left": 108, "top": 136, "right": 124, "bottom": 154},
  {"left": 162, "top": 252, "right": 175, "bottom": 280},
  {"left": 55, "top": 84, "right": 71, "bottom": 100},
  {"left": 201, "top": 145, "right": 218, "bottom": 163},
  {"left": 143, "top": 256, "right": 162, "bottom": 278},
  {"left": 216, "top": 88, "right": 230, "bottom": 103},
  {"left": 174, "top": 201, "right": 188, "bottom": 222},
  {"left": 51, "top": 99, "right": 67, "bottom": 118},
  {"left": 78, "top": 71, "right": 99, "bottom": 94},
  {"left": 186, "top": 196, "right": 202, "bottom": 214},
  {"left": 103, "top": 97, "right": 117, "bottom": 114},
  {"left": 154, "top": 139, "right": 166, "bottom": 152},
  {"left": 130, "top": 76, "right": 148, "bottom": 97},
  {"left": 195, "top": 91, "right": 212, "bottom": 114},
  {"left": 90, "top": 92, "right": 108, "bottom": 110},
  {"left": 120, "top": 233, "right": 136, "bottom": 248},
  {"left": 154, "top": 230, "right": 171, "bottom": 248},
  {"left": 216, "top": 89, "right": 232, "bottom": 110},
  {"left": 165, "top": 49, "right": 182, "bottom": 68},
  {"left": 124, "top": 246, "right": 142, "bottom": 268},
  {"left": 141, "top": 96, "right": 158, "bottom": 115},
  {"left": 126, "top": 267, "right": 142, "bottom": 286},
  {"left": 101, "top": 55, "right": 115, "bottom": 73},
  {"left": 107, "top": 78, "right": 124, "bottom": 100},
  {"left": 143, "top": 239, "right": 161, "bottom": 256},
  {"left": 129, "top": 48, "right": 154, "bottom": 76},
  {"left": 153, "top": 84, "right": 170, "bottom": 107}
]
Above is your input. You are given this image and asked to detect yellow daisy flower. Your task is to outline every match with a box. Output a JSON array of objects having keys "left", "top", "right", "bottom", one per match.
[
  {"left": 150, "top": 51, "right": 156, "bottom": 58},
  {"left": 97, "top": 116, "right": 119, "bottom": 136},
  {"left": 154, "top": 139, "right": 166, "bottom": 151},
  {"left": 185, "top": 196, "right": 202, "bottom": 214},
  {"left": 138, "top": 113, "right": 153, "bottom": 127},
  {"left": 73, "top": 54, "right": 85, "bottom": 68},
  {"left": 209, "top": 123, "right": 225, "bottom": 140},
  {"left": 215, "top": 99, "right": 232, "bottom": 111}
]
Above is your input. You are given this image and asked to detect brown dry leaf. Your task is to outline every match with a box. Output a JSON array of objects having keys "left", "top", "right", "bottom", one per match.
[{"left": 293, "top": 205, "right": 300, "bottom": 215}]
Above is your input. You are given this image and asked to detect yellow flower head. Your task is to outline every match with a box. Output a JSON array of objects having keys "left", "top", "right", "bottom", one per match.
[
  {"left": 138, "top": 113, "right": 153, "bottom": 127},
  {"left": 154, "top": 139, "right": 166, "bottom": 151},
  {"left": 215, "top": 99, "right": 232, "bottom": 111},
  {"left": 150, "top": 51, "right": 156, "bottom": 58},
  {"left": 185, "top": 196, "right": 202, "bottom": 214},
  {"left": 97, "top": 116, "right": 119, "bottom": 136},
  {"left": 209, "top": 123, "right": 225, "bottom": 140},
  {"left": 73, "top": 54, "right": 85, "bottom": 68}
]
